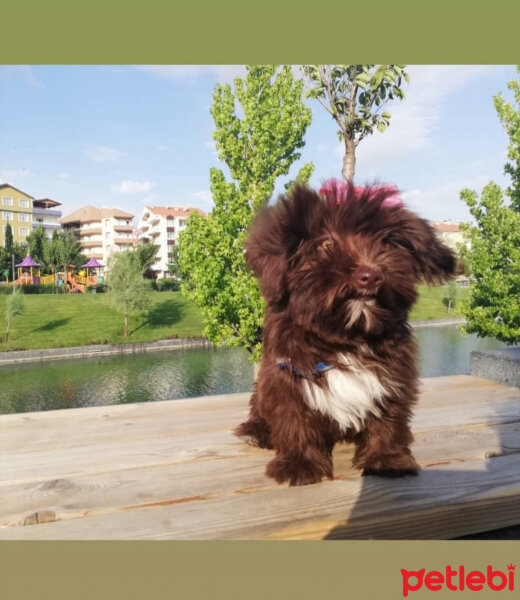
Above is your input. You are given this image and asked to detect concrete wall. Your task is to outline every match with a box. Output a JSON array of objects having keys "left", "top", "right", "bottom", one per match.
[
  {"left": 0, "top": 337, "right": 212, "bottom": 365},
  {"left": 470, "top": 347, "right": 520, "bottom": 387}
]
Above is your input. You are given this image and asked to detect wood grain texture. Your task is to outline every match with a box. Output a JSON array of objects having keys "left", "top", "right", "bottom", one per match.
[{"left": 0, "top": 375, "right": 518, "bottom": 540}]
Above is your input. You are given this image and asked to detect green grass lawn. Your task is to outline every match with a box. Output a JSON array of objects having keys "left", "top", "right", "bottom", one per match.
[
  {"left": 0, "top": 285, "right": 468, "bottom": 352},
  {"left": 410, "top": 284, "right": 469, "bottom": 321},
  {"left": 0, "top": 291, "right": 204, "bottom": 352}
]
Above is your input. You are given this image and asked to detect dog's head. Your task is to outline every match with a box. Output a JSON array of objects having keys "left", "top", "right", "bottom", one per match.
[{"left": 246, "top": 181, "right": 456, "bottom": 338}]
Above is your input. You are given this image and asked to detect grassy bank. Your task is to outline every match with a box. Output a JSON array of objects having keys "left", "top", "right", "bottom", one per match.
[
  {"left": 410, "top": 284, "right": 469, "bottom": 321},
  {"left": 0, "top": 292, "right": 204, "bottom": 352},
  {"left": 0, "top": 285, "right": 468, "bottom": 352}
]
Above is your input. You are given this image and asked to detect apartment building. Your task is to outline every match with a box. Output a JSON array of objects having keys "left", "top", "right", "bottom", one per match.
[
  {"left": 433, "top": 221, "right": 465, "bottom": 252},
  {"left": 1, "top": 183, "right": 36, "bottom": 245},
  {"left": 61, "top": 206, "right": 136, "bottom": 266},
  {"left": 32, "top": 198, "right": 63, "bottom": 239},
  {"left": 138, "top": 205, "right": 206, "bottom": 278}
]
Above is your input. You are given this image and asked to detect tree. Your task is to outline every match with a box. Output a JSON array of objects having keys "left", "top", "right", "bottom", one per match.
[
  {"left": 135, "top": 242, "right": 158, "bottom": 277},
  {"left": 26, "top": 225, "right": 47, "bottom": 266},
  {"left": 442, "top": 280, "right": 458, "bottom": 313},
  {"left": 459, "top": 68, "right": 520, "bottom": 344},
  {"left": 5, "top": 288, "right": 25, "bottom": 342},
  {"left": 4, "top": 223, "right": 13, "bottom": 255},
  {"left": 179, "top": 65, "right": 313, "bottom": 360},
  {"left": 46, "top": 230, "right": 86, "bottom": 288},
  {"left": 107, "top": 250, "right": 151, "bottom": 337},
  {"left": 301, "top": 65, "right": 409, "bottom": 181}
]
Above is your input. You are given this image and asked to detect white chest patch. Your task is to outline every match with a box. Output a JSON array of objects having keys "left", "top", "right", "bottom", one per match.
[{"left": 302, "top": 354, "right": 387, "bottom": 432}]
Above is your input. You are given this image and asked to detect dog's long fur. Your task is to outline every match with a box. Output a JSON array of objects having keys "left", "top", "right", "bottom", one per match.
[{"left": 235, "top": 183, "right": 456, "bottom": 486}]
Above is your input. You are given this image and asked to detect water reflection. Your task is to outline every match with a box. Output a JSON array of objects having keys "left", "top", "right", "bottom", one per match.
[{"left": 0, "top": 326, "right": 508, "bottom": 414}]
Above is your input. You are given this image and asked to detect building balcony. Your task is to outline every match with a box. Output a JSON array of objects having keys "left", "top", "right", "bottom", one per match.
[
  {"left": 79, "top": 228, "right": 102, "bottom": 236},
  {"left": 81, "top": 241, "right": 103, "bottom": 249},
  {"left": 115, "top": 238, "right": 135, "bottom": 245},
  {"left": 33, "top": 207, "right": 62, "bottom": 217},
  {"left": 32, "top": 222, "right": 61, "bottom": 230}
]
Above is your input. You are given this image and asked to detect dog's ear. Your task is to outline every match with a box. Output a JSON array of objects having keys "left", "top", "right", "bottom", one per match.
[
  {"left": 389, "top": 213, "right": 457, "bottom": 283},
  {"left": 245, "top": 186, "right": 323, "bottom": 303}
]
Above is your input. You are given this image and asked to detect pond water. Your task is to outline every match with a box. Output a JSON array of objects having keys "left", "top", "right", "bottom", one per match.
[{"left": 0, "top": 325, "right": 507, "bottom": 414}]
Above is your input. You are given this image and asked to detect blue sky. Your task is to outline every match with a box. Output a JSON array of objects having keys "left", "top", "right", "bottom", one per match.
[{"left": 0, "top": 65, "right": 516, "bottom": 223}]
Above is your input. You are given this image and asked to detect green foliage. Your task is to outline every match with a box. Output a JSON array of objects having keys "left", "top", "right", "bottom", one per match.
[
  {"left": 26, "top": 225, "right": 47, "bottom": 266},
  {"left": 301, "top": 65, "right": 409, "bottom": 181},
  {"left": 442, "top": 281, "right": 458, "bottom": 312},
  {"left": 135, "top": 242, "right": 158, "bottom": 275},
  {"left": 460, "top": 184, "right": 520, "bottom": 343},
  {"left": 459, "top": 68, "right": 520, "bottom": 344},
  {"left": 5, "top": 288, "right": 25, "bottom": 342},
  {"left": 179, "top": 65, "right": 313, "bottom": 361},
  {"left": 494, "top": 66, "right": 520, "bottom": 211},
  {"left": 4, "top": 223, "right": 13, "bottom": 255},
  {"left": 107, "top": 250, "right": 151, "bottom": 337},
  {"left": 46, "top": 230, "right": 86, "bottom": 272}
]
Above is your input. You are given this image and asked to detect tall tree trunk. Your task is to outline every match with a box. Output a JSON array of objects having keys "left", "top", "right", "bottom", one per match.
[
  {"left": 342, "top": 138, "right": 356, "bottom": 182},
  {"left": 5, "top": 319, "right": 10, "bottom": 342},
  {"left": 124, "top": 310, "right": 128, "bottom": 337}
]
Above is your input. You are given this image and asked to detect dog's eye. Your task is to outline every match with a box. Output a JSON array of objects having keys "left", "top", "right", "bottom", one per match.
[{"left": 319, "top": 239, "right": 335, "bottom": 255}]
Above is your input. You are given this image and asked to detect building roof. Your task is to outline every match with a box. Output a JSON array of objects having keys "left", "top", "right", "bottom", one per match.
[
  {"left": 433, "top": 222, "right": 460, "bottom": 233},
  {"left": 61, "top": 205, "right": 134, "bottom": 224},
  {"left": 0, "top": 183, "right": 35, "bottom": 199},
  {"left": 144, "top": 205, "right": 206, "bottom": 218},
  {"left": 33, "top": 198, "right": 62, "bottom": 208}
]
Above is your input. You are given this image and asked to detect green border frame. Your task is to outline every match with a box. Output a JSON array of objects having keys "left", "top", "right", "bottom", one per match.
[
  {"left": 0, "top": 0, "right": 519, "bottom": 63},
  {"left": 0, "top": 0, "right": 519, "bottom": 598}
]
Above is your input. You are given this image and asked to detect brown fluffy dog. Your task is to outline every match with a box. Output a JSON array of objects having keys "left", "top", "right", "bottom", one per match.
[{"left": 235, "top": 181, "right": 456, "bottom": 485}]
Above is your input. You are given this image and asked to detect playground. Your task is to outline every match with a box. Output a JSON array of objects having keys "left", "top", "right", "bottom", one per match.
[{"left": 12, "top": 255, "right": 104, "bottom": 293}]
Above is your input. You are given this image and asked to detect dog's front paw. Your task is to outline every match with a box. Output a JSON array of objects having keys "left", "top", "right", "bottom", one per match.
[
  {"left": 361, "top": 452, "right": 420, "bottom": 478},
  {"left": 266, "top": 453, "right": 333, "bottom": 486},
  {"left": 234, "top": 419, "right": 273, "bottom": 449}
]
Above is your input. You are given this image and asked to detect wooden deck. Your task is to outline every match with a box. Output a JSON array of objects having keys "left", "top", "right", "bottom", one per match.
[{"left": 1, "top": 374, "right": 519, "bottom": 540}]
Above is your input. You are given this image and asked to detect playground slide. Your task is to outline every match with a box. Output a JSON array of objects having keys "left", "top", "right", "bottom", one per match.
[{"left": 66, "top": 273, "right": 86, "bottom": 293}]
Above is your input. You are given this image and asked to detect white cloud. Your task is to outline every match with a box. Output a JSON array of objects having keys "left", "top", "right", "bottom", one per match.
[
  {"left": 157, "top": 145, "right": 169, "bottom": 151},
  {"left": 138, "top": 65, "right": 246, "bottom": 83},
  {"left": 85, "top": 146, "right": 126, "bottom": 162},
  {"left": 111, "top": 179, "right": 155, "bottom": 194},
  {"left": 353, "top": 66, "right": 492, "bottom": 169},
  {"left": 400, "top": 173, "right": 500, "bottom": 222}
]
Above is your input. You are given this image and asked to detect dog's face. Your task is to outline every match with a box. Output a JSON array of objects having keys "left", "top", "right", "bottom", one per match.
[{"left": 246, "top": 183, "right": 456, "bottom": 339}]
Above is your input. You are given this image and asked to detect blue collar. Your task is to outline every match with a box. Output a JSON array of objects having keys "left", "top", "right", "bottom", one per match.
[{"left": 276, "top": 358, "right": 332, "bottom": 379}]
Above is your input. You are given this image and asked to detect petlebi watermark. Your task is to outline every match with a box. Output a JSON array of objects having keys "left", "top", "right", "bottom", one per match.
[{"left": 401, "top": 563, "right": 516, "bottom": 596}]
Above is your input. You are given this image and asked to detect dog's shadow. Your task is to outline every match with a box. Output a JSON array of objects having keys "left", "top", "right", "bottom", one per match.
[{"left": 322, "top": 395, "right": 520, "bottom": 540}]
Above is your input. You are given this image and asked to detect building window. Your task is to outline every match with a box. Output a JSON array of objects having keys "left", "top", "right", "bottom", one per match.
[
  {"left": 179, "top": 219, "right": 186, "bottom": 227},
  {"left": 19, "top": 227, "right": 29, "bottom": 236},
  {"left": 19, "top": 198, "right": 30, "bottom": 208},
  {"left": 167, "top": 231, "right": 175, "bottom": 239},
  {"left": 2, "top": 211, "right": 14, "bottom": 221},
  {"left": 2, "top": 197, "right": 13, "bottom": 206},
  {"left": 19, "top": 213, "right": 29, "bottom": 222},
  {"left": 167, "top": 218, "right": 174, "bottom": 227},
  {"left": 106, "top": 231, "right": 111, "bottom": 239}
]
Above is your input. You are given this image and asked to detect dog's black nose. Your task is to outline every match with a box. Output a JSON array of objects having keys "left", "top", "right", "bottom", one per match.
[{"left": 354, "top": 267, "right": 383, "bottom": 290}]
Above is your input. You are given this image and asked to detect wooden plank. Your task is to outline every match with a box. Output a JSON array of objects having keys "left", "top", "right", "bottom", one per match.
[
  {"left": 2, "top": 386, "right": 518, "bottom": 456},
  {"left": 0, "top": 455, "right": 518, "bottom": 540},
  {"left": 0, "top": 375, "right": 506, "bottom": 432},
  {"left": 2, "top": 395, "right": 519, "bottom": 485},
  {"left": 1, "top": 420, "right": 518, "bottom": 529}
]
